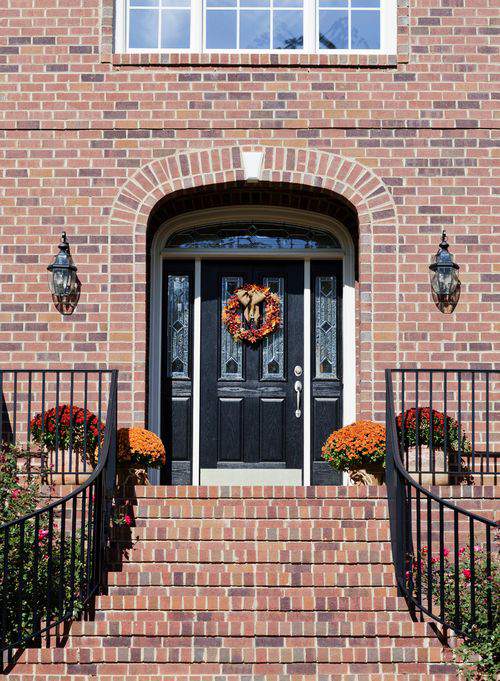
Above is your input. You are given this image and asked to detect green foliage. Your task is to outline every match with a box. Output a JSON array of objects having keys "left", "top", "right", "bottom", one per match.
[
  {"left": 0, "top": 445, "right": 88, "bottom": 650},
  {"left": 410, "top": 544, "right": 499, "bottom": 680}
]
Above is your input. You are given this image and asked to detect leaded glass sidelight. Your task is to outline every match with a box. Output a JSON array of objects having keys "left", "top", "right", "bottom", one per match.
[
  {"left": 221, "top": 276, "right": 243, "bottom": 380},
  {"left": 166, "top": 275, "right": 190, "bottom": 378},
  {"left": 262, "top": 277, "right": 284, "bottom": 380},
  {"left": 315, "top": 276, "right": 337, "bottom": 379}
]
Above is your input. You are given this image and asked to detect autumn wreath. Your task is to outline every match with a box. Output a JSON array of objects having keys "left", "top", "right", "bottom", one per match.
[{"left": 222, "top": 283, "right": 281, "bottom": 344}]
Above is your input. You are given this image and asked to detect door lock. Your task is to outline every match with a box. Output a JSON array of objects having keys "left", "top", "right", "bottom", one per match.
[
  {"left": 294, "top": 365, "right": 303, "bottom": 377},
  {"left": 294, "top": 380, "right": 302, "bottom": 418}
]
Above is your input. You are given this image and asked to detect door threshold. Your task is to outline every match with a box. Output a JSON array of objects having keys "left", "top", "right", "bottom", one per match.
[{"left": 200, "top": 468, "right": 302, "bottom": 485}]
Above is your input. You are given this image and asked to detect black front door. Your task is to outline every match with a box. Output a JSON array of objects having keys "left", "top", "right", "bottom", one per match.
[{"left": 200, "top": 260, "right": 304, "bottom": 473}]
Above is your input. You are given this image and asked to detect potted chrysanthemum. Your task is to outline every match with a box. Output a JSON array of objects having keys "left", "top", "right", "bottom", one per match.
[
  {"left": 116, "top": 427, "right": 166, "bottom": 485},
  {"left": 322, "top": 420, "right": 386, "bottom": 485}
]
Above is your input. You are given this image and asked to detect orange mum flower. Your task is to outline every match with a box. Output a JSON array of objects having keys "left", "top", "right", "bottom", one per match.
[
  {"left": 322, "top": 420, "right": 386, "bottom": 471},
  {"left": 117, "top": 427, "right": 166, "bottom": 467}
]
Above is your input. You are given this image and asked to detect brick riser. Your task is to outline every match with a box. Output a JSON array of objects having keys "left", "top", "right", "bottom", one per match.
[{"left": 9, "top": 486, "right": 457, "bottom": 681}]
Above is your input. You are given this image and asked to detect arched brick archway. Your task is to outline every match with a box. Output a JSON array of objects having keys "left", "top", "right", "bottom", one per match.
[{"left": 108, "top": 146, "right": 399, "bottom": 425}]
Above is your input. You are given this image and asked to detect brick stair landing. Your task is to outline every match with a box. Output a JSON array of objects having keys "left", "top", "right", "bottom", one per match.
[{"left": 8, "top": 485, "right": 455, "bottom": 681}]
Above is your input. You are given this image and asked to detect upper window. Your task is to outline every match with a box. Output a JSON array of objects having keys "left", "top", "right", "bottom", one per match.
[
  {"left": 163, "top": 222, "right": 342, "bottom": 250},
  {"left": 115, "top": 0, "right": 396, "bottom": 53}
]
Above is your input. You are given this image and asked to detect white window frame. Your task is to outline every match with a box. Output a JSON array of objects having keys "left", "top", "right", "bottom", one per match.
[{"left": 115, "top": 0, "right": 397, "bottom": 54}]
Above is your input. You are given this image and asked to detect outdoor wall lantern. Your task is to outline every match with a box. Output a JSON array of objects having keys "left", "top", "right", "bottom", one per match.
[
  {"left": 47, "top": 232, "right": 81, "bottom": 315},
  {"left": 429, "top": 230, "right": 461, "bottom": 314}
]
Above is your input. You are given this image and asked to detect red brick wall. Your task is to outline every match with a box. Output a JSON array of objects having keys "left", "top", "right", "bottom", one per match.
[{"left": 0, "top": 0, "right": 498, "bottom": 428}]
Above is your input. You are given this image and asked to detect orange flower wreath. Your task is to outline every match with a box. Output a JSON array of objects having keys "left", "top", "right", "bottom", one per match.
[{"left": 222, "top": 284, "right": 281, "bottom": 344}]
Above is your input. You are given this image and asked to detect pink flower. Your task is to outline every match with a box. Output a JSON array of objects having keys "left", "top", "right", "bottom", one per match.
[
  {"left": 38, "top": 529, "right": 49, "bottom": 542},
  {"left": 124, "top": 514, "right": 132, "bottom": 526},
  {"left": 11, "top": 489, "right": 21, "bottom": 499},
  {"left": 443, "top": 548, "right": 450, "bottom": 558},
  {"left": 474, "top": 545, "right": 482, "bottom": 552},
  {"left": 458, "top": 547, "right": 466, "bottom": 556},
  {"left": 462, "top": 568, "right": 471, "bottom": 581}
]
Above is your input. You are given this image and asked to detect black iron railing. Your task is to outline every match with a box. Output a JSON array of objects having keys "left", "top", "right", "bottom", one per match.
[
  {"left": 0, "top": 369, "right": 117, "bottom": 653},
  {"left": 386, "top": 368, "right": 498, "bottom": 638}
]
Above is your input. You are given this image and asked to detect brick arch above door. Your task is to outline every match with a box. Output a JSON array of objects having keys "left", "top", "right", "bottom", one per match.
[{"left": 108, "top": 145, "right": 399, "bottom": 425}]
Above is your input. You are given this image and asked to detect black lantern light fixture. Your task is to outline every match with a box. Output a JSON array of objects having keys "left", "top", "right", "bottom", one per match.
[
  {"left": 47, "top": 232, "right": 81, "bottom": 315},
  {"left": 429, "top": 230, "right": 461, "bottom": 314}
]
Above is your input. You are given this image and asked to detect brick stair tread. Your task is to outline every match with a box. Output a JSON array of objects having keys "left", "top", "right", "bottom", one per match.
[
  {"left": 64, "top": 615, "right": 438, "bottom": 638},
  {"left": 106, "top": 562, "right": 397, "bottom": 587},
  {"left": 17, "top": 636, "right": 452, "bottom": 664},
  {"left": 114, "top": 522, "right": 391, "bottom": 541},
  {"left": 107, "top": 540, "right": 391, "bottom": 565},
  {"left": 6, "top": 661, "right": 458, "bottom": 679},
  {"left": 104, "top": 585, "right": 401, "bottom": 598}
]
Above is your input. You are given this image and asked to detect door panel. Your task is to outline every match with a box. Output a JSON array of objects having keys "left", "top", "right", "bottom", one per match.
[
  {"left": 200, "top": 260, "right": 303, "bottom": 471},
  {"left": 161, "top": 260, "right": 195, "bottom": 484},
  {"left": 311, "top": 260, "right": 343, "bottom": 485}
]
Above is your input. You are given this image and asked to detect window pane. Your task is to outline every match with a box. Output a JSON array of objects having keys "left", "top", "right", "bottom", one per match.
[
  {"left": 130, "top": 0, "right": 158, "bottom": 6},
  {"left": 241, "top": 0, "right": 270, "bottom": 7},
  {"left": 206, "top": 10, "right": 237, "bottom": 48},
  {"left": 262, "top": 277, "right": 285, "bottom": 380},
  {"left": 165, "top": 223, "right": 342, "bottom": 250},
  {"left": 167, "top": 275, "right": 190, "bottom": 379},
  {"left": 206, "top": 0, "right": 236, "bottom": 6},
  {"left": 274, "top": 0, "right": 303, "bottom": 6},
  {"left": 162, "top": 0, "right": 190, "bottom": 5},
  {"left": 161, "top": 9, "right": 190, "bottom": 48},
  {"left": 129, "top": 9, "right": 159, "bottom": 49},
  {"left": 221, "top": 277, "right": 243, "bottom": 380},
  {"left": 319, "top": 10, "right": 348, "bottom": 49},
  {"left": 319, "top": 0, "right": 348, "bottom": 6},
  {"left": 240, "top": 10, "right": 270, "bottom": 49},
  {"left": 351, "top": 0, "right": 380, "bottom": 6},
  {"left": 315, "top": 276, "right": 337, "bottom": 379},
  {"left": 351, "top": 10, "right": 380, "bottom": 48},
  {"left": 273, "top": 10, "right": 303, "bottom": 49}
]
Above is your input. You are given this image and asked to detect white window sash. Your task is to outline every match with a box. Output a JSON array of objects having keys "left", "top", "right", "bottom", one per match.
[{"left": 114, "top": 0, "right": 397, "bottom": 54}]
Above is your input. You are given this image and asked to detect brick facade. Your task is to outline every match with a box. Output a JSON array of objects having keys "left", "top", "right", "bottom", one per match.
[{"left": 0, "top": 0, "right": 498, "bottom": 430}]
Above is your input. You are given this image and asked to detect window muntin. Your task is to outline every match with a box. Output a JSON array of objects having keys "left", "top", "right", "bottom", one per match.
[{"left": 118, "top": 0, "right": 395, "bottom": 53}]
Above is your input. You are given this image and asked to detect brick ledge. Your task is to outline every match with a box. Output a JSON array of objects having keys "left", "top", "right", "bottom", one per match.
[{"left": 111, "top": 51, "right": 399, "bottom": 68}]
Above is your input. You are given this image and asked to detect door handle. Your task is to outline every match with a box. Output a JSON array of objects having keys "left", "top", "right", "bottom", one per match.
[{"left": 294, "top": 380, "right": 302, "bottom": 418}]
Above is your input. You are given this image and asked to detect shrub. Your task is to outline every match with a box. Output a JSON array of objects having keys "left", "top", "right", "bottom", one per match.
[
  {"left": 0, "top": 444, "right": 85, "bottom": 649},
  {"left": 397, "top": 407, "right": 471, "bottom": 454},
  {"left": 117, "top": 427, "right": 166, "bottom": 468},
  {"left": 410, "top": 544, "right": 499, "bottom": 680},
  {"left": 321, "top": 420, "right": 386, "bottom": 471},
  {"left": 30, "top": 404, "right": 104, "bottom": 457}
]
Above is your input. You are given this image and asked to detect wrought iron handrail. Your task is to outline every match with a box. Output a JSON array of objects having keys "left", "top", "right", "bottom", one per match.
[
  {"left": 0, "top": 369, "right": 118, "bottom": 653},
  {"left": 385, "top": 368, "right": 498, "bottom": 638}
]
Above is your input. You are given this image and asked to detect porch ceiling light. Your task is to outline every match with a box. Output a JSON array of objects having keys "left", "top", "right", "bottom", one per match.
[
  {"left": 429, "top": 230, "right": 461, "bottom": 314},
  {"left": 47, "top": 232, "right": 81, "bottom": 315}
]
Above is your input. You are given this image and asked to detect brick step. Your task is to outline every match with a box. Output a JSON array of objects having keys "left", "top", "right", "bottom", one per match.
[
  {"left": 104, "top": 584, "right": 401, "bottom": 599},
  {"left": 95, "top": 590, "right": 406, "bottom": 612},
  {"left": 107, "top": 540, "right": 391, "bottom": 564},
  {"left": 115, "top": 519, "right": 391, "bottom": 541},
  {"left": 67, "top": 612, "right": 436, "bottom": 638},
  {"left": 6, "top": 661, "right": 458, "bottom": 680},
  {"left": 17, "top": 636, "right": 451, "bottom": 665},
  {"left": 106, "top": 562, "right": 397, "bottom": 587},
  {"left": 124, "top": 485, "right": 389, "bottom": 499},
  {"left": 128, "top": 500, "right": 388, "bottom": 521}
]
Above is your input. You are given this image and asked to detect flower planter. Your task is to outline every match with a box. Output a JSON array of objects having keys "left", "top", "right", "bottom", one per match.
[
  {"left": 349, "top": 465, "right": 385, "bottom": 486},
  {"left": 116, "top": 462, "right": 149, "bottom": 487}
]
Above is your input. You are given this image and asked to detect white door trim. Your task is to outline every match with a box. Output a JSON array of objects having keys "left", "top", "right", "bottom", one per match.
[
  {"left": 303, "top": 259, "right": 311, "bottom": 486},
  {"left": 148, "top": 206, "right": 356, "bottom": 485}
]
